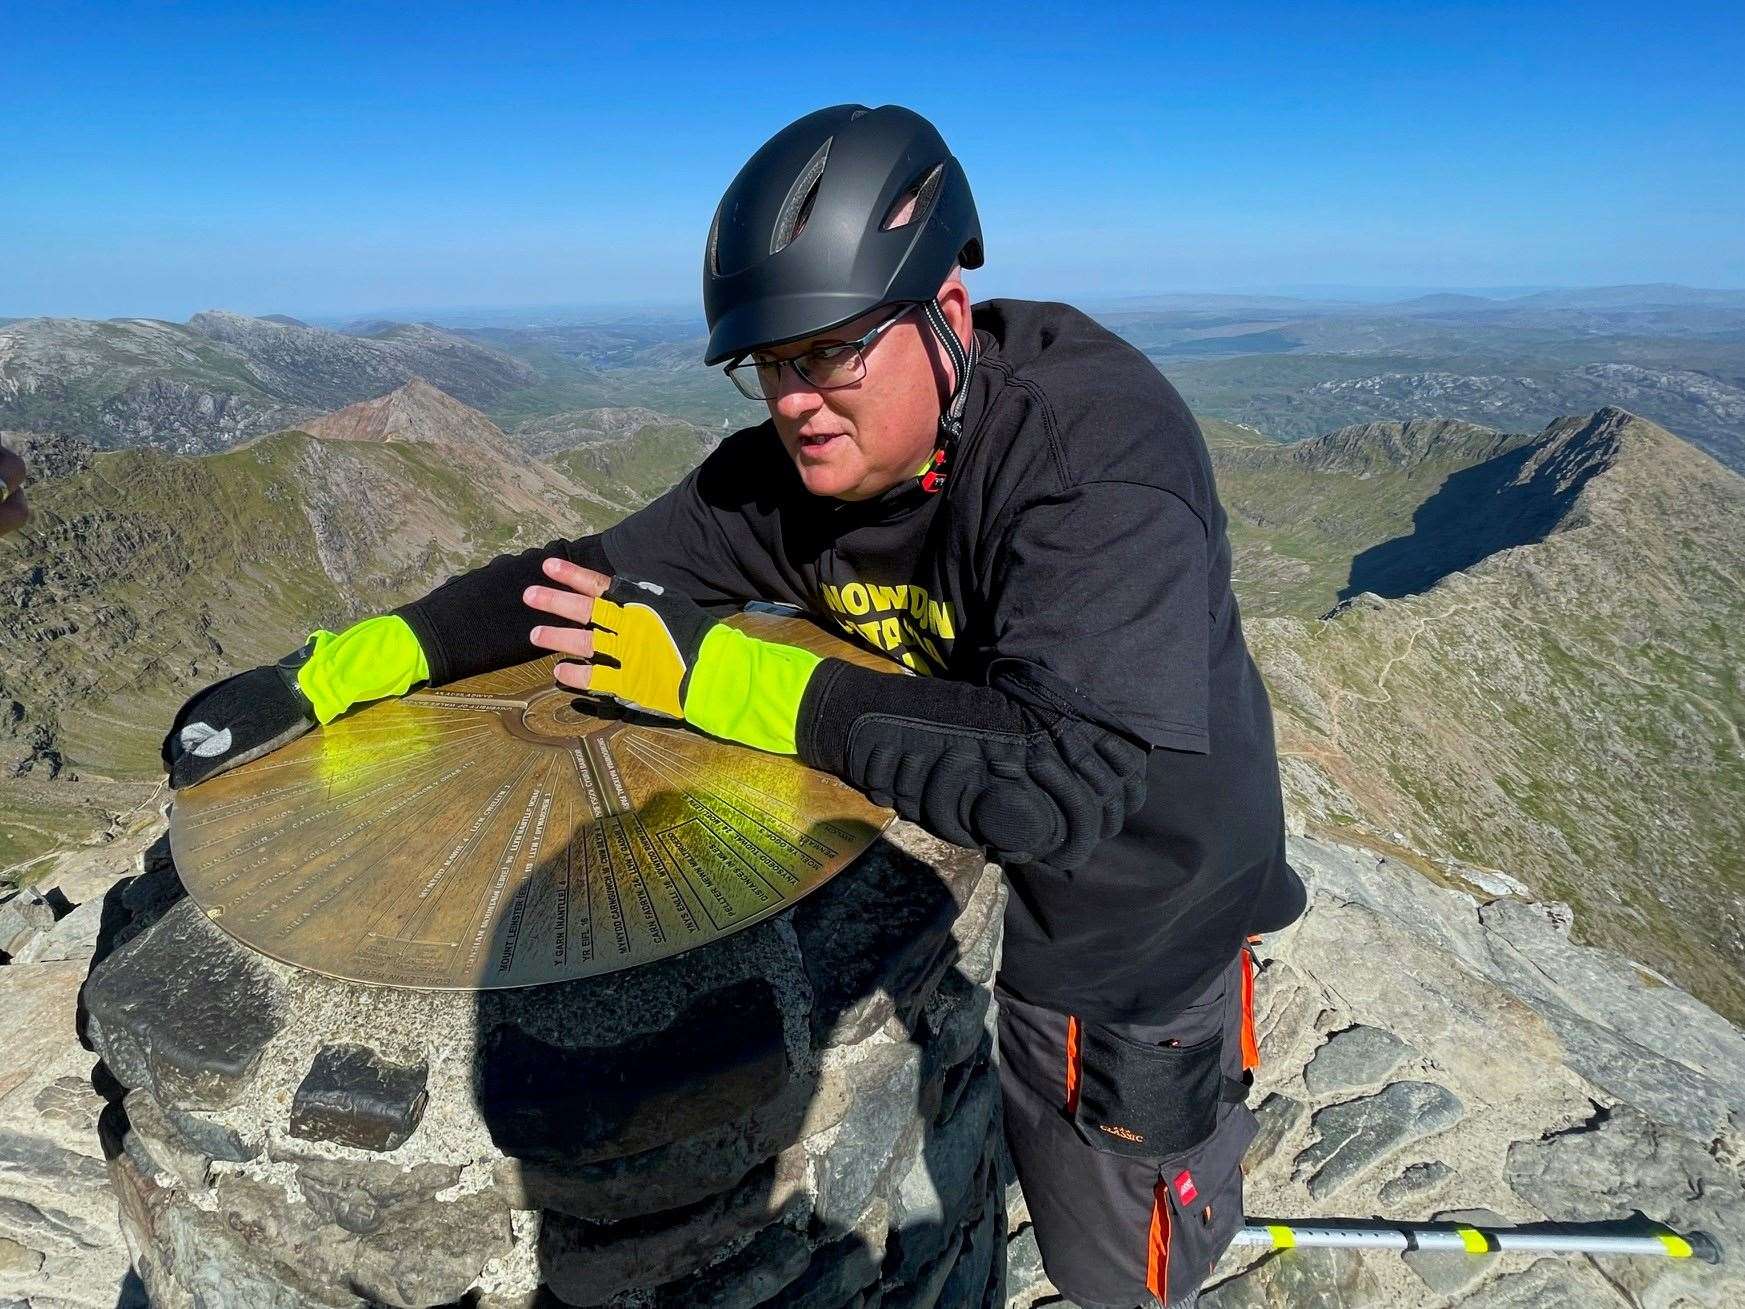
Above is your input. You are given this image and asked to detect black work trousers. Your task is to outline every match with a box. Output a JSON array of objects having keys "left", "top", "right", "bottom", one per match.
[{"left": 996, "top": 949, "right": 1259, "bottom": 1308}]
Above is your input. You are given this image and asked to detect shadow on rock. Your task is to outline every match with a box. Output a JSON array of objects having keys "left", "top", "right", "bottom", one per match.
[{"left": 470, "top": 817, "right": 1009, "bottom": 1307}]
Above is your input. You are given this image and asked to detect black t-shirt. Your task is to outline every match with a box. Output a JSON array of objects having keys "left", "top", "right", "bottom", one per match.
[{"left": 599, "top": 298, "right": 1306, "bottom": 1023}]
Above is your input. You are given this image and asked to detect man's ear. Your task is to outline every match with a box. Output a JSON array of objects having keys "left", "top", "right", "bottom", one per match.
[{"left": 937, "top": 270, "right": 972, "bottom": 349}]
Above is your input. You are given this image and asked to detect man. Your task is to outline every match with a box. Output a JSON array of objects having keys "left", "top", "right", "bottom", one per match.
[
  {"left": 164, "top": 104, "right": 1306, "bottom": 1308},
  {"left": 0, "top": 443, "right": 27, "bottom": 538}
]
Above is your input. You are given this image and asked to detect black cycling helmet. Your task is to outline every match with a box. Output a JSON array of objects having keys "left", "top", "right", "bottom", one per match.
[{"left": 702, "top": 103, "right": 984, "bottom": 367}]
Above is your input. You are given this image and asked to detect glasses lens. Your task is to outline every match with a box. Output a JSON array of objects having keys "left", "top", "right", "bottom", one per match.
[
  {"left": 796, "top": 344, "right": 863, "bottom": 390},
  {"left": 726, "top": 361, "right": 773, "bottom": 400}
]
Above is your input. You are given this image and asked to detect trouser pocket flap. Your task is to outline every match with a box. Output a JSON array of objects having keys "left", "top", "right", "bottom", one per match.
[{"left": 1070, "top": 1019, "right": 1223, "bottom": 1162}]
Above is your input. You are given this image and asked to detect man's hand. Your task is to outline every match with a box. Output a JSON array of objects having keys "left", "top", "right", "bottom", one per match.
[
  {"left": 0, "top": 445, "right": 28, "bottom": 538},
  {"left": 524, "top": 558, "right": 717, "bottom": 719},
  {"left": 162, "top": 648, "right": 318, "bottom": 788},
  {"left": 161, "top": 615, "right": 430, "bottom": 787}
]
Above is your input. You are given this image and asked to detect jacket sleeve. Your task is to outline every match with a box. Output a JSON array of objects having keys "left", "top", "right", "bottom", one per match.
[
  {"left": 392, "top": 535, "right": 616, "bottom": 684},
  {"left": 794, "top": 478, "right": 1214, "bottom": 867},
  {"left": 795, "top": 654, "right": 1150, "bottom": 870}
]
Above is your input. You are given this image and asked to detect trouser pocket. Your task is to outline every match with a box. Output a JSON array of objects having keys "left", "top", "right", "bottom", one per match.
[
  {"left": 1149, "top": 1097, "right": 1257, "bottom": 1304},
  {"left": 1067, "top": 1017, "right": 1227, "bottom": 1161}
]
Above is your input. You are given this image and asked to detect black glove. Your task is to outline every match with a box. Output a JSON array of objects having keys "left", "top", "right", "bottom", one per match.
[{"left": 161, "top": 644, "right": 319, "bottom": 788}]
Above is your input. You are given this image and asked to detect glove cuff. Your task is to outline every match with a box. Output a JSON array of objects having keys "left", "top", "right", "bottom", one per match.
[
  {"left": 294, "top": 615, "right": 432, "bottom": 725},
  {"left": 684, "top": 625, "right": 823, "bottom": 755}
]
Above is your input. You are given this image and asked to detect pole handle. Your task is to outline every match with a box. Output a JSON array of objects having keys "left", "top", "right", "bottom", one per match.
[{"left": 1686, "top": 1230, "right": 1724, "bottom": 1266}]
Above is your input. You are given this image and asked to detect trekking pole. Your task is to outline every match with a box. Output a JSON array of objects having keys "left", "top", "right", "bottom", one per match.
[{"left": 1235, "top": 1219, "right": 1723, "bottom": 1264}]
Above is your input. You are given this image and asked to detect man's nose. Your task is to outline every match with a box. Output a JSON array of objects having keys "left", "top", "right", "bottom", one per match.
[{"left": 770, "top": 364, "right": 823, "bottom": 420}]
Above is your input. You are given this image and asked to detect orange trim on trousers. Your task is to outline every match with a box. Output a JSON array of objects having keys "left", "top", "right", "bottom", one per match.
[
  {"left": 1146, "top": 1176, "right": 1172, "bottom": 1300},
  {"left": 1065, "top": 1014, "right": 1082, "bottom": 1114}
]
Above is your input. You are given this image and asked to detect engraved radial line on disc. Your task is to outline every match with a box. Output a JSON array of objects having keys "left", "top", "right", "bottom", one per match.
[
  {"left": 622, "top": 734, "right": 838, "bottom": 861},
  {"left": 624, "top": 728, "right": 855, "bottom": 841},
  {"left": 266, "top": 745, "right": 520, "bottom": 953},
  {"left": 368, "top": 748, "right": 543, "bottom": 947},
  {"left": 183, "top": 728, "right": 491, "bottom": 828}
]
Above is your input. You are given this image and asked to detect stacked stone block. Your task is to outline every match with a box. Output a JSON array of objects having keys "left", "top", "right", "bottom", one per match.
[{"left": 82, "top": 821, "right": 1008, "bottom": 1308}]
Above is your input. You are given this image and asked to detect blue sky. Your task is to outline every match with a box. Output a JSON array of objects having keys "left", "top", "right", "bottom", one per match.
[{"left": 5, "top": 0, "right": 1742, "bottom": 319}]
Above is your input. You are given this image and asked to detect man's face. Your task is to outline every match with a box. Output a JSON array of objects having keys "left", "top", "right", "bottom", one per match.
[{"left": 757, "top": 304, "right": 945, "bottom": 501}]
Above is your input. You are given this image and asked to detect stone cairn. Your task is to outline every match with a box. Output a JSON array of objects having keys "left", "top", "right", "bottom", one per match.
[{"left": 82, "top": 820, "right": 1010, "bottom": 1308}]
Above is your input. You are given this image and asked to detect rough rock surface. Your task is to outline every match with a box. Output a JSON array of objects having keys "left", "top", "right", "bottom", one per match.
[
  {"left": 0, "top": 820, "right": 162, "bottom": 1308},
  {"left": 1196, "top": 835, "right": 1745, "bottom": 1308},
  {"left": 1302, "top": 1024, "right": 1412, "bottom": 1096},
  {"left": 78, "top": 818, "right": 1010, "bottom": 1307},
  {"left": 6, "top": 810, "right": 1745, "bottom": 1308}
]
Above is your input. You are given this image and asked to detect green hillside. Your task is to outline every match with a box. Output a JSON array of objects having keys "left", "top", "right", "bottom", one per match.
[{"left": 1, "top": 425, "right": 624, "bottom": 869}]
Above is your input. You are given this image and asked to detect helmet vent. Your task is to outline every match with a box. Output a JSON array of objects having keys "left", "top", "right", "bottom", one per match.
[
  {"left": 881, "top": 162, "right": 944, "bottom": 231},
  {"left": 772, "top": 139, "right": 831, "bottom": 254}
]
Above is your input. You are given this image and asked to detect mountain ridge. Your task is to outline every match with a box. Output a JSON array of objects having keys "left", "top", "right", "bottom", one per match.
[{"left": 1242, "top": 407, "right": 1745, "bottom": 1019}]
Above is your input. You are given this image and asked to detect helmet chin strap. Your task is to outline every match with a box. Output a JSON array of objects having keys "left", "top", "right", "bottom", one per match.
[{"left": 919, "top": 299, "right": 978, "bottom": 493}]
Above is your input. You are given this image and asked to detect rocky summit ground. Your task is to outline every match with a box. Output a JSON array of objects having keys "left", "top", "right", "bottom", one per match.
[{"left": 2, "top": 808, "right": 1740, "bottom": 1307}]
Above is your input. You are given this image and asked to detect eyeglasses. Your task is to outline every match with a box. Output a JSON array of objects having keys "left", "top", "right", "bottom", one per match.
[{"left": 724, "top": 303, "right": 919, "bottom": 401}]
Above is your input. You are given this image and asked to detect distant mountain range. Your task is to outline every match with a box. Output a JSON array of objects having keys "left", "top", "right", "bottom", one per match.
[
  {"left": 1092, "top": 285, "right": 1745, "bottom": 471},
  {"left": 8, "top": 291, "right": 1742, "bottom": 474}
]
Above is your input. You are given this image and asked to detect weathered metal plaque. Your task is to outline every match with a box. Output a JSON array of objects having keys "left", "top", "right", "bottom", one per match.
[{"left": 169, "top": 613, "right": 897, "bottom": 989}]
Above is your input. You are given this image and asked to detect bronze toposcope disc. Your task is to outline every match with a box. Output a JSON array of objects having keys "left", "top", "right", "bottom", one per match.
[{"left": 169, "top": 612, "right": 898, "bottom": 989}]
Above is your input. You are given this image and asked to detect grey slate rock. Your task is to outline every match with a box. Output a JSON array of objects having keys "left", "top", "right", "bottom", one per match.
[
  {"left": 1504, "top": 1101, "right": 1745, "bottom": 1308},
  {"left": 1004, "top": 1222, "right": 1047, "bottom": 1301},
  {"left": 0, "top": 1196, "right": 106, "bottom": 1253},
  {"left": 1294, "top": 1079, "right": 1465, "bottom": 1198},
  {"left": 1199, "top": 1244, "right": 1384, "bottom": 1307},
  {"left": 935, "top": 1189, "right": 1002, "bottom": 1309},
  {"left": 893, "top": 1062, "right": 998, "bottom": 1237},
  {"left": 778, "top": 1197, "right": 890, "bottom": 1309},
  {"left": 120, "top": 1089, "right": 213, "bottom": 1191},
  {"left": 30, "top": 1075, "right": 101, "bottom": 1134},
  {"left": 791, "top": 840, "right": 988, "bottom": 1045},
  {"left": 1245, "top": 1092, "right": 1306, "bottom": 1170},
  {"left": 82, "top": 897, "right": 286, "bottom": 1110},
  {"left": 9, "top": 894, "right": 103, "bottom": 963},
  {"left": 1401, "top": 1206, "right": 1505, "bottom": 1296},
  {"left": 648, "top": 1212, "right": 816, "bottom": 1308},
  {"left": 289, "top": 1043, "right": 429, "bottom": 1152},
  {"left": 0, "top": 1127, "right": 110, "bottom": 1189},
  {"left": 539, "top": 1148, "right": 807, "bottom": 1304},
  {"left": 882, "top": 1221, "right": 965, "bottom": 1309},
  {"left": 0, "top": 887, "right": 55, "bottom": 955},
  {"left": 1302, "top": 1025, "right": 1411, "bottom": 1096},
  {"left": 1377, "top": 1159, "right": 1455, "bottom": 1207},
  {"left": 1463, "top": 1256, "right": 1635, "bottom": 1307},
  {"left": 165, "top": 1106, "right": 260, "bottom": 1162},
  {"left": 813, "top": 1042, "right": 923, "bottom": 1229}
]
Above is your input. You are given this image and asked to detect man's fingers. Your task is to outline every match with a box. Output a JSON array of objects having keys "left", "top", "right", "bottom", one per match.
[
  {"left": 523, "top": 584, "right": 597, "bottom": 626},
  {"left": 553, "top": 660, "right": 594, "bottom": 691},
  {"left": 530, "top": 625, "right": 596, "bottom": 660},
  {"left": 541, "top": 557, "right": 611, "bottom": 596}
]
